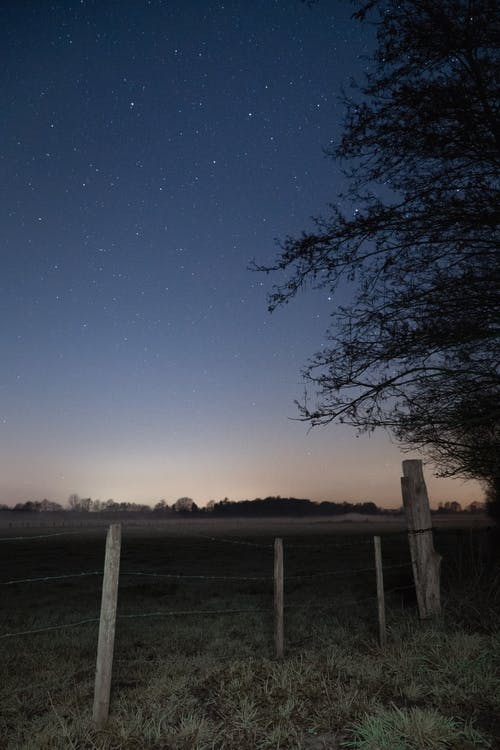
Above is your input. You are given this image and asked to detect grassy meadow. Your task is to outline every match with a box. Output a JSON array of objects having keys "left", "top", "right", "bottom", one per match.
[{"left": 0, "top": 515, "right": 498, "bottom": 749}]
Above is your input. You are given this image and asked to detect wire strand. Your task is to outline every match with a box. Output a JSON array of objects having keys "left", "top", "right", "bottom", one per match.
[
  {"left": 117, "top": 607, "right": 270, "bottom": 619},
  {"left": 120, "top": 570, "right": 271, "bottom": 581},
  {"left": 0, "top": 571, "right": 102, "bottom": 586},
  {"left": 0, "top": 618, "right": 99, "bottom": 639},
  {"left": 0, "top": 530, "right": 93, "bottom": 542}
]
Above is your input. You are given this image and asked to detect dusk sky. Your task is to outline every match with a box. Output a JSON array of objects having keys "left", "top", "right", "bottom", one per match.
[{"left": 1, "top": 0, "right": 482, "bottom": 508}]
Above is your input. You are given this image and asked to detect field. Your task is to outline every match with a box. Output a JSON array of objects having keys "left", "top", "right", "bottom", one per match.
[{"left": 0, "top": 515, "right": 499, "bottom": 749}]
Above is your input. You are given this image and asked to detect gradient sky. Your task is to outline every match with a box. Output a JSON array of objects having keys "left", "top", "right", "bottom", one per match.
[{"left": 1, "top": 0, "right": 482, "bottom": 508}]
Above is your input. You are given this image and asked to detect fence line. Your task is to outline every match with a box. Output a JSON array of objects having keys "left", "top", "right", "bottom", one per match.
[
  {"left": 0, "top": 587, "right": 417, "bottom": 642},
  {"left": 0, "top": 618, "right": 100, "bottom": 639},
  {"left": 0, "top": 528, "right": 416, "bottom": 658},
  {"left": 0, "top": 561, "right": 413, "bottom": 588},
  {"left": 282, "top": 539, "right": 375, "bottom": 549},
  {"left": 4, "top": 465, "right": 478, "bottom": 733},
  {"left": 1, "top": 570, "right": 272, "bottom": 587},
  {"left": 0, "top": 607, "right": 272, "bottom": 640},
  {"left": 1, "top": 571, "right": 103, "bottom": 586},
  {"left": 284, "top": 562, "right": 411, "bottom": 579},
  {"left": 118, "top": 606, "right": 271, "bottom": 619},
  {"left": 194, "top": 534, "right": 274, "bottom": 548},
  {"left": 121, "top": 570, "right": 271, "bottom": 581},
  {"left": 192, "top": 534, "right": 378, "bottom": 550},
  {"left": 0, "top": 530, "right": 95, "bottom": 542},
  {"left": 284, "top": 594, "right": 379, "bottom": 609},
  {"left": 0, "top": 585, "right": 417, "bottom": 641},
  {"left": 0, "top": 526, "right": 390, "bottom": 549}
]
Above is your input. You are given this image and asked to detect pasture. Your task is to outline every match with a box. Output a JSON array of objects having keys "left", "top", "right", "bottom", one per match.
[{"left": 0, "top": 515, "right": 498, "bottom": 749}]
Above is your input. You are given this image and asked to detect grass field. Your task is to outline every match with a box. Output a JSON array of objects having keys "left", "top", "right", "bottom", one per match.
[{"left": 0, "top": 516, "right": 498, "bottom": 749}]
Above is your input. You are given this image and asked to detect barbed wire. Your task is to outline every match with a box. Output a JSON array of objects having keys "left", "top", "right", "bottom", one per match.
[
  {"left": 0, "top": 530, "right": 94, "bottom": 542},
  {"left": 0, "top": 605, "right": 269, "bottom": 640},
  {"left": 283, "top": 593, "right": 379, "bottom": 609},
  {"left": 193, "top": 535, "right": 274, "bottom": 548},
  {"left": 0, "top": 584, "right": 418, "bottom": 641},
  {"left": 0, "top": 560, "right": 412, "bottom": 588},
  {"left": 121, "top": 570, "right": 271, "bottom": 581},
  {"left": 284, "top": 562, "right": 411, "bottom": 579},
  {"left": 188, "top": 534, "right": 383, "bottom": 550},
  {"left": 0, "top": 569, "right": 270, "bottom": 587},
  {"left": 0, "top": 617, "right": 99, "bottom": 640},
  {"left": 283, "top": 539, "right": 375, "bottom": 549},
  {"left": 0, "top": 527, "right": 371, "bottom": 548},
  {"left": 117, "top": 606, "right": 270, "bottom": 619},
  {"left": 0, "top": 571, "right": 103, "bottom": 586},
  {"left": 286, "top": 566, "right": 374, "bottom": 579}
]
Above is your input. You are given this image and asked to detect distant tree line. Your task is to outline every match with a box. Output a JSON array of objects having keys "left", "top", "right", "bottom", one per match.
[
  {"left": 0, "top": 499, "right": 64, "bottom": 513},
  {"left": 0, "top": 494, "right": 484, "bottom": 515},
  {"left": 202, "top": 496, "right": 382, "bottom": 517}
]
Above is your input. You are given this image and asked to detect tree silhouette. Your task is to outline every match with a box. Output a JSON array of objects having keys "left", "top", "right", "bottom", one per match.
[
  {"left": 172, "top": 497, "right": 197, "bottom": 513},
  {"left": 255, "top": 0, "right": 499, "bottom": 512}
]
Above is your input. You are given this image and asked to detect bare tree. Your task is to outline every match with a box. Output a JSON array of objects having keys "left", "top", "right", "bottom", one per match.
[
  {"left": 68, "top": 493, "right": 81, "bottom": 511},
  {"left": 255, "top": 0, "right": 499, "bottom": 510}
]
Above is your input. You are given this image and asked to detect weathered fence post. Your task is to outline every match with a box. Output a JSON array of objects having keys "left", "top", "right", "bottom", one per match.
[
  {"left": 93, "top": 523, "right": 121, "bottom": 729},
  {"left": 274, "top": 537, "right": 284, "bottom": 659},
  {"left": 373, "top": 535, "right": 386, "bottom": 647},
  {"left": 401, "top": 460, "right": 441, "bottom": 619}
]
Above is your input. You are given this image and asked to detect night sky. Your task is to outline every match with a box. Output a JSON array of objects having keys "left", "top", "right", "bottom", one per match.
[{"left": 1, "top": 0, "right": 481, "bottom": 508}]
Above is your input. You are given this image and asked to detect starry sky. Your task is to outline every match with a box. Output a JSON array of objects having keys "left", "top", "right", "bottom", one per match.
[{"left": 1, "top": 0, "right": 482, "bottom": 508}]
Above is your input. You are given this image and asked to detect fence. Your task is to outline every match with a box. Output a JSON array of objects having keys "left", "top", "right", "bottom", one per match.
[{"left": 0, "top": 523, "right": 420, "bottom": 729}]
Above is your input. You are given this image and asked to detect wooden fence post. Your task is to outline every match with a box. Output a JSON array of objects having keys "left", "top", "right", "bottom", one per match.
[
  {"left": 93, "top": 523, "right": 121, "bottom": 730},
  {"left": 401, "top": 460, "right": 441, "bottom": 619},
  {"left": 373, "top": 535, "right": 386, "bottom": 647},
  {"left": 274, "top": 537, "right": 284, "bottom": 659}
]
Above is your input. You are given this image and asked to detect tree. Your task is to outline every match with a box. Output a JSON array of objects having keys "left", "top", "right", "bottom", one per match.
[
  {"left": 172, "top": 497, "right": 197, "bottom": 513},
  {"left": 438, "top": 501, "right": 463, "bottom": 513},
  {"left": 79, "top": 497, "right": 92, "bottom": 512},
  {"left": 67, "top": 494, "right": 92, "bottom": 512},
  {"left": 485, "top": 478, "right": 500, "bottom": 522},
  {"left": 68, "top": 493, "right": 81, "bottom": 511},
  {"left": 39, "top": 498, "right": 63, "bottom": 512},
  {"left": 395, "top": 378, "right": 499, "bottom": 500},
  {"left": 466, "top": 500, "right": 485, "bottom": 513},
  {"left": 154, "top": 499, "right": 169, "bottom": 513},
  {"left": 255, "top": 0, "right": 499, "bottom": 511}
]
